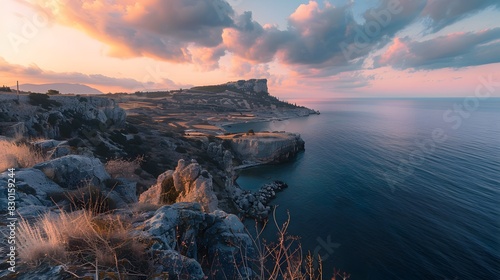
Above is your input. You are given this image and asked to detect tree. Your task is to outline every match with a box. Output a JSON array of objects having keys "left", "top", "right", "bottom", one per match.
[
  {"left": 47, "top": 89, "right": 60, "bottom": 95},
  {"left": 0, "top": 85, "right": 12, "bottom": 92}
]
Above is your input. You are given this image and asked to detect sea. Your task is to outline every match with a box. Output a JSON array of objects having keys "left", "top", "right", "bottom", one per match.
[{"left": 224, "top": 98, "right": 500, "bottom": 280}]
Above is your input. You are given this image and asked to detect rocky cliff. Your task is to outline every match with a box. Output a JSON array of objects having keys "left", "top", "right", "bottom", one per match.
[
  {"left": 0, "top": 87, "right": 312, "bottom": 278},
  {"left": 226, "top": 79, "right": 268, "bottom": 94},
  {"left": 220, "top": 132, "right": 305, "bottom": 165},
  {"left": 0, "top": 93, "right": 126, "bottom": 139}
]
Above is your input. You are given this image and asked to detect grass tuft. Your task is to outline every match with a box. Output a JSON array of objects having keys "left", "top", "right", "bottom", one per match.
[
  {"left": 105, "top": 156, "right": 144, "bottom": 180},
  {"left": 17, "top": 210, "right": 149, "bottom": 277},
  {"left": 0, "top": 139, "right": 47, "bottom": 172}
]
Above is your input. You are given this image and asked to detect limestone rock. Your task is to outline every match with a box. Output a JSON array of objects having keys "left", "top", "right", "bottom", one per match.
[
  {"left": 150, "top": 250, "right": 205, "bottom": 280},
  {"left": 226, "top": 79, "right": 268, "bottom": 94},
  {"left": 105, "top": 178, "right": 138, "bottom": 208},
  {"left": 229, "top": 132, "right": 305, "bottom": 164},
  {"left": 138, "top": 203, "right": 255, "bottom": 280},
  {"left": 33, "top": 155, "right": 110, "bottom": 189},
  {"left": 140, "top": 160, "right": 218, "bottom": 212},
  {"left": 0, "top": 168, "right": 64, "bottom": 216}
]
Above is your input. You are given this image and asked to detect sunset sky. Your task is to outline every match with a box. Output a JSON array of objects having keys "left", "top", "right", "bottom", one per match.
[{"left": 1, "top": 0, "right": 499, "bottom": 98}]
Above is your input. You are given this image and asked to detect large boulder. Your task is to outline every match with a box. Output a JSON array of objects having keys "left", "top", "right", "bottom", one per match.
[
  {"left": 0, "top": 168, "right": 64, "bottom": 217},
  {"left": 140, "top": 160, "right": 218, "bottom": 212},
  {"left": 150, "top": 250, "right": 205, "bottom": 280},
  {"left": 104, "top": 178, "right": 138, "bottom": 209},
  {"left": 33, "top": 155, "right": 110, "bottom": 189},
  {"left": 32, "top": 139, "right": 71, "bottom": 159},
  {"left": 137, "top": 203, "right": 255, "bottom": 280}
]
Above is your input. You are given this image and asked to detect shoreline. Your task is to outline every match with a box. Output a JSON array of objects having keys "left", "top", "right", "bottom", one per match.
[{"left": 212, "top": 108, "right": 320, "bottom": 133}]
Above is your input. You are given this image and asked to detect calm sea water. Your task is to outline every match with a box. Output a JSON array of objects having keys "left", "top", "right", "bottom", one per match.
[{"left": 225, "top": 98, "right": 500, "bottom": 280}]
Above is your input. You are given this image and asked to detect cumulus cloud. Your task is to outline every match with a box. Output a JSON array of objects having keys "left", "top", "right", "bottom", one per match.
[
  {"left": 20, "top": 0, "right": 500, "bottom": 77},
  {"left": 26, "top": 0, "right": 234, "bottom": 63},
  {"left": 222, "top": 12, "right": 290, "bottom": 63},
  {"left": 223, "top": 0, "right": 426, "bottom": 69},
  {"left": 374, "top": 28, "right": 500, "bottom": 69}
]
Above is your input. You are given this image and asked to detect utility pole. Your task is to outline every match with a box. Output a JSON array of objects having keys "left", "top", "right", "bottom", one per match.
[{"left": 16, "top": 81, "right": 20, "bottom": 102}]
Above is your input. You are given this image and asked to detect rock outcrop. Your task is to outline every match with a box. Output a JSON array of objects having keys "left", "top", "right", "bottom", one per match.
[
  {"left": 0, "top": 168, "right": 64, "bottom": 217},
  {"left": 226, "top": 79, "right": 268, "bottom": 94},
  {"left": 135, "top": 202, "right": 255, "bottom": 280},
  {"left": 0, "top": 155, "right": 138, "bottom": 217},
  {"left": 0, "top": 93, "right": 126, "bottom": 139},
  {"left": 223, "top": 132, "right": 305, "bottom": 165},
  {"left": 33, "top": 155, "right": 110, "bottom": 189},
  {"left": 3, "top": 202, "right": 255, "bottom": 280},
  {"left": 139, "top": 159, "right": 219, "bottom": 212}
]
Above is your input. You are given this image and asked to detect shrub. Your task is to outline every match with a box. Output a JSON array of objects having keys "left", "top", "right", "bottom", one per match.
[
  {"left": 46, "top": 89, "right": 60, "bottom": 95},
  {"left": 65, "top": 185, "right": 117, "bottom": 214},
  {"left": 28, "top": 93, "right": 61, "bottom": 109},
  {"left": 0, "top": 85, "right": 12, "bottom": 92},
  {"left": 105, "top": 156, "right": 144, "bottom": 180},
  {"left": 0, "top": 139, "right": 47, "bottom": 172}
]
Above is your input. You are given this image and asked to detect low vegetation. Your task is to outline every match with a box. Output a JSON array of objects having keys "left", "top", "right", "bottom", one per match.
[
  {"left": 17, "top": 202, "right": 349, "bottom": 279},
  {"left": 28, "top": 92, "right": 62, "bottom": 109},
  {"left": 245, "top": 212, "right": 350, "bottom": 280},
  {"left": 46, "top": 89, "right": 60, "bottom": 95},
  {"left": 105, "top": 156, "right": 144, "bottom": 180},
  {"left": 18, "top": 210, "right": 149, "bottom": 278},
  {"left": 191, "top": 84, "right": 245, "bottom": 94},
  {"left": 0, "top": 139, "right": 47, "bottom": 171},
  {"left": 0, "top": 85, "right": 12, "bottom": 92}
]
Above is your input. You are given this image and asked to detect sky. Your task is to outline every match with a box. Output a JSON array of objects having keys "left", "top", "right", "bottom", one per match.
[{"left": 1, "top": 0, "right": 500, "bottom": 99}]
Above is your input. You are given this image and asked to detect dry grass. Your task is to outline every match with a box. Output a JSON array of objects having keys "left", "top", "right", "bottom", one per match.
[
  {"left": 18, "top": 183, "right": 147, "bottom": 278},
  {"left": 0, "top": 139, "right": 47, "bottom": 172},
  {"left": 17, "top": 210, "right": 149, "bottom": 278},
  {"left": 105, "top": 156, "right": 144, "bottom": 180}
]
